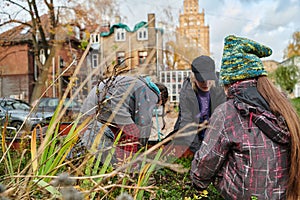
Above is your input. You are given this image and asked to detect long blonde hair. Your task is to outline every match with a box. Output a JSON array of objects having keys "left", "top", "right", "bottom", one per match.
[{"left": 257, "top": 76, "right": 300, "bottom": 200}]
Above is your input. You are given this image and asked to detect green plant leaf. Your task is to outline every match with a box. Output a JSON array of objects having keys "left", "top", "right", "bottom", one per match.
[{"left": 33, "top": 179, "right": 61, "bottom": 197}]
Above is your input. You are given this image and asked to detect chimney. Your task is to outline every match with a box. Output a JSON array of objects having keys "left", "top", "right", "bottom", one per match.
[
  {"left": 100, "top": 21, "right": 110, "bottom": 33},
  {"left": 148, "top": 13, "right": 155, "bottom": 28},
  {"left": 147, "top": 13, "right": 156, "bottom": 49},
  {"left": 115, "top": 15, "right": 121, "bottom": 24}
]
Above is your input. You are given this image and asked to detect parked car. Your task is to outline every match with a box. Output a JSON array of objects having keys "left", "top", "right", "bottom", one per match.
[
  {"left": 32, "top": 97, "right": 82, "bottom": 121},
  {"left": 0, "top": 98, "right": 53, "bottom": 132}
]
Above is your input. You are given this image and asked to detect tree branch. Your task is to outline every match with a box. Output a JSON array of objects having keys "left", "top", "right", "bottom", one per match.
[
  {"left": 0, "top": 19, "right": 31, "bottom": 28},
  {"left": 5, "top": 0, "right": 31, "bottom": 13}
]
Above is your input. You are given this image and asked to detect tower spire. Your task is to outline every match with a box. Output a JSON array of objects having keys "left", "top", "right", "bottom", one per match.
[
  {"left": 183, "top": 0, "right": 199, "bottom": 14},
  {"left": 177, "top": 0, "right": 210, "bottom": 56}
]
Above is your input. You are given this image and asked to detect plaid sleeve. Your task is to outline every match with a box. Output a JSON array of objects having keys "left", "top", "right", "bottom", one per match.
[{"left": 190, "top": 104, "right": 230, "bottom": 189}]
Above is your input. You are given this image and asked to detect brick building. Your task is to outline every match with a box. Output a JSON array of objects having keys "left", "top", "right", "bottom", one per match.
[
  {"left": 0, "top": 27, "right": 35, "bottom": 101},
  {"left": 79, "top": 13, "right": 164, "bottom": 95},
  {"left": 160, "top": 0, "right": 210, "bottom": 102},
  {"left": 176, "top": 0, "right": 210, "bottom": 57},
  {"left": 0, "top": 15, "right": 83, "bottom": 102}
]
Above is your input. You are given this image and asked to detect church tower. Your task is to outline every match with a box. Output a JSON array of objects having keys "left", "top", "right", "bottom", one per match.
[{"left": 176, "top": 0, "right": 210, "bottom": 55}]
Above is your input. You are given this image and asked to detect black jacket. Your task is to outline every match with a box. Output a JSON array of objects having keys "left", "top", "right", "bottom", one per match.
[{"left": 172, "top": 77, "right": 226, "bottom": 152}]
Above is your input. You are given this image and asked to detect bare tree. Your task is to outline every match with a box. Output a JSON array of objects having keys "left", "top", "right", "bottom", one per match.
[{"left": 0, "top": 0, "right": 117, "bottom": 103}]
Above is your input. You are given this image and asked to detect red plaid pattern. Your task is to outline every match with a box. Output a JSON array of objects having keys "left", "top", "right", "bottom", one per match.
[
  {"left": 191, "top": 80, "right": 290, "bottom": 199},
  {"left": 110, "top": 124, "right": 140, "bottom": 161}
]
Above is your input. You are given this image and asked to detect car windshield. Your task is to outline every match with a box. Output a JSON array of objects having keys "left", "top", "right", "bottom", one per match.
[
  {"left": 0, "top": 99, "right": 31, "bottom": 111},
  {"left": 39, "top": 98, "right": 80, "bottom": 108}
]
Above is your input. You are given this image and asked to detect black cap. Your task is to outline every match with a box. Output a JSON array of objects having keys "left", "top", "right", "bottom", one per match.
[{"left": 191, "top": 55, "right": 217, "bottom": 81}]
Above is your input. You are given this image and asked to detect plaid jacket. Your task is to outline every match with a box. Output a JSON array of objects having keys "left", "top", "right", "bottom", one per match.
[{"left": 191, "top": 80, "right": 291, "bottom": 200}]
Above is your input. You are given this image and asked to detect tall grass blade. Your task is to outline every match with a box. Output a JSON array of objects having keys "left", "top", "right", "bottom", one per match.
[
  {"left": 41, "top": 115, "right": 90, "bottom": 182},
  {"left": 1, "top": 126, "right": 14, "bottom": 176},
  {"left": 33, "top": 179, "right": 61, "bottom": 197},
  {"left": 31, "top": 126, "right": 38, "bottom": 174},
  {"left": 135, "top": 148, "right": 163, "bottom": 199}
]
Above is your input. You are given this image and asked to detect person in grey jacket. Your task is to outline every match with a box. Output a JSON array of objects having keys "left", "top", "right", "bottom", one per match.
[
  {"left": 172, "top": 55, "right": 226, "bottom": 156},
  {"left": 80, "top": 75, "right": 168, "bottom": 162}
]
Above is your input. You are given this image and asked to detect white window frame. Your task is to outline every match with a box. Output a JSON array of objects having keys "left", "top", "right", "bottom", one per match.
[
  {"left": 116, "top": 51, "right": 125, "bottom": 66},
  {"left": 115, "top": 28, "right": 126, "bottom": 41},
  {"left": 90, "top": 33, "right": 100, "bottom": 44},
  {"left": 138, "top": 51, "right": 147, "bottom": 64},
  {"left": 74, "top": 26, "right": 80, "bottom": 40},
  {"left": 137, "top": 27, "right": 148, "bottom": 41},
  {"left": 160, "top": 70, "right": 192, "bottom": 103}
]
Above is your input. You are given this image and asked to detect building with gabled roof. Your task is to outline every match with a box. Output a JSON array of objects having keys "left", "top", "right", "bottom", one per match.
[
  {"left": 0, "top": 14, "right": 84, "bottom": 102},
  {"left": 79, "top": 13, "right": 164, "bottom": 95}
]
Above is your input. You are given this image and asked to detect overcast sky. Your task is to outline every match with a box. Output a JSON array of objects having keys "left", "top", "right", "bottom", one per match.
[{"left": 118, "top": 0, "right": 300, "bottom": 69}]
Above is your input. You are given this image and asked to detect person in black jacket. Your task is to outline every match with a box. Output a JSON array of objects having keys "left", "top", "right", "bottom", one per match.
[{"left": 172, "top": 55, "right": 226, "bottom": 157}]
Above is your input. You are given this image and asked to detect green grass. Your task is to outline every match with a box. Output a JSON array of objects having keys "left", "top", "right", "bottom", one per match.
[
  {"left": 291, "top": 97, "right": 300, "bottom": 115},
  {"left": 152, "top": 157, "right": 224, "bottom": 200},
  {"left": 2, "top": 98, "right": 300, "bottom": 199}
]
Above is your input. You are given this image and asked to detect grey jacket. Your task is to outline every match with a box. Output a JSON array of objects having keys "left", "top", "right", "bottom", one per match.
[
  {"left": 81, "top": 76, "right": 160, "bottom": 140},
  {"left": 173, "top": 77, "right": 225, "bottom": 152}
]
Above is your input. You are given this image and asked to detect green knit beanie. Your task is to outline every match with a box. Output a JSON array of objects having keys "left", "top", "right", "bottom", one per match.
[{"left": 220, "top": 35, "right": 272, "bottom": 85}]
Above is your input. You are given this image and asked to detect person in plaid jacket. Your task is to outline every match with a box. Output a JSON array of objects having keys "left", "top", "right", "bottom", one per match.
[{"left": 191, "top": 35, "right": 300, "bottom": 200}]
